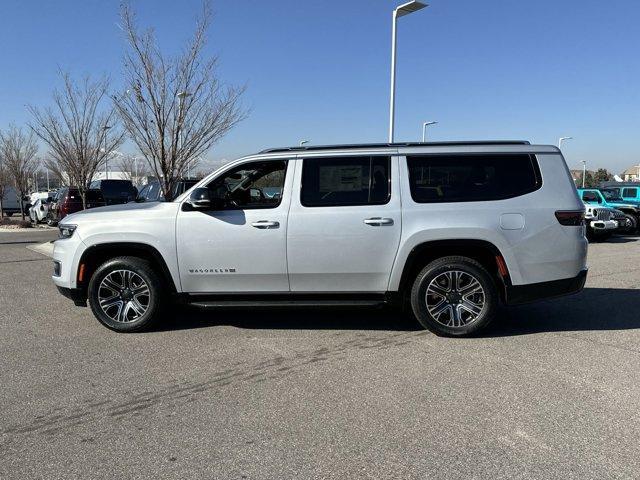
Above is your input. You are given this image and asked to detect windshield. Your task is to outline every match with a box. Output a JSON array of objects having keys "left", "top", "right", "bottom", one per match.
[{"left": 601, "top": 188, "right": 623, "bottom": 201}]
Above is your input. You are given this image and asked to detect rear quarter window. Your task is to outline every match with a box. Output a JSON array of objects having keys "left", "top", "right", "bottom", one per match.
[{"left": 407, "top": 154, "right": 541, "bottom": 203}]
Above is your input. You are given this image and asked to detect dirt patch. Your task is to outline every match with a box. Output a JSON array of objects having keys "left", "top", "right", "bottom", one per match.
[{"left": 0, "top": 217, "right": 32, "bottom": 229}]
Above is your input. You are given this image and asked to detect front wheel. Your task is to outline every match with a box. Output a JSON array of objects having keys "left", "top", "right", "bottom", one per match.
[
  {"left": 410, "top": 256, "right": 498, "bottom": 337},
  {"left": 88, "top": 256, "right": 164, "bottom": 332}
]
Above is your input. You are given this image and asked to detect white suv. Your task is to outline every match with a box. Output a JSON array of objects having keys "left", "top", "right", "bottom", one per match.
[{"left": 52, "top": 142, "right": 588, "bottom": 336}]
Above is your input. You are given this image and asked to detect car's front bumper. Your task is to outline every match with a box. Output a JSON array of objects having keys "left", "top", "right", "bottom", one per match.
[
  {"left": 56, "top": 286, "right": 87, "bottom": 306},
  {"left": 505, "top": 269, "right": 588, "bottom": 305},
  {"left": 51, "top": 233, "right": 86, "bottom": 290}
]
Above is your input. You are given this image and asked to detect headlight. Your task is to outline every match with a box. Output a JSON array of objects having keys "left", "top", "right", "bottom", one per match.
[{"left": 58, "top": 224, "right": 77, "bottom": 239}]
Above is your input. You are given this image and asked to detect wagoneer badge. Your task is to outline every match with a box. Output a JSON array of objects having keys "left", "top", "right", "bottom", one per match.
[{"left": 189, "top": 268, "right": 236, "bottom": 274}]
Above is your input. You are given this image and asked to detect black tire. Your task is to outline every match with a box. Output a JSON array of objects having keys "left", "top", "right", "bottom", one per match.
[
  {"left": 5, "top": 212, "right": 13, "bottom": 217},
  {"left": 410, "top": 256, "right": 498, "bottom": 337},
  {"left": 88, "top": 256, "right": 164, "bottom": 332},
  {"left": 625, "top": 214, "right": 637, "bottom": 233}
]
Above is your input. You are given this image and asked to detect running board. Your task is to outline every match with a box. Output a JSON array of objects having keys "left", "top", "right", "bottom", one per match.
[
  {"left": 190, "top": 299, "right": 386, "bottom": 309},
  {"left": 185, "top": 293, "right": 390, "bottom": 309}
]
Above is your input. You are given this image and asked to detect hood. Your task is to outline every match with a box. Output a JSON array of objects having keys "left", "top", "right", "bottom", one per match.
[{"left": 61, "top": 201, "right": 179, "bottom": 225}]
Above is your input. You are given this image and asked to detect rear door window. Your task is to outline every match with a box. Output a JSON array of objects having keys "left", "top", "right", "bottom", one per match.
[
  {"left": 406, "top": 154, "right": 541, "bottom": 203},
  {"left": 300, "top": 156, "right": 390, "bottom": 207},
  {"left": 623, "top": 187, "right": 638, "bottom": 198}
]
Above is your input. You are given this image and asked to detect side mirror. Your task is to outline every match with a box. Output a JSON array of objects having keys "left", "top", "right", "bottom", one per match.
[{"left": 188, "top": 187, "right": 213, "bottom": 209}]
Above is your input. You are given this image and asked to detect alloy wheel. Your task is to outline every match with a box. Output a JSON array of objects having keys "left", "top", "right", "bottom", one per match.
[
  {"left": 425, "top": 270, "right": 485, "bottom": 328},
  {"left": 98, "top": 270, "right": 151, "bottom": 323}
]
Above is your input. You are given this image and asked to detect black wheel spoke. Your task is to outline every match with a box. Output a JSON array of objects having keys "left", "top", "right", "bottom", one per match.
[
  {"left": 425, "top": 270, "right": 485, "bottom": 328},
  {"left": 98, "top": 270, "right": 150, "bottom": 323}
]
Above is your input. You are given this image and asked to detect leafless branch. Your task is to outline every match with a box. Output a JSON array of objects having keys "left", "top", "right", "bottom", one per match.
[
  {"left": 28, "top": 72, "right": 125, "bottom": 208},
  {"left": 113, "top": 1, "right": 247, "bottom": 200},
  {"left": 0, "top": 125, "right": 39, "bottom": 220}
]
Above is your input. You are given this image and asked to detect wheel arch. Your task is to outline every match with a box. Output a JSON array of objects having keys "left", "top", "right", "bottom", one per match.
[
  {"left": 394, "top": 239, "right": 511, "bottom": 302},
  {"left": 77, "top": 242, "right": 178, "bottom": 295}
]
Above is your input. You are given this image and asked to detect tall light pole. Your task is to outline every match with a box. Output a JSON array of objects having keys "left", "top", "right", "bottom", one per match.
[
  {"left": 389, "top": 1, "right": 427, "bottom": 143},
  {"left": 558, "top": 136, "right": 572, "bottom": 149},
  {"left": 581, "top": 160, "right": 587, "bottom": 188},
  {"left": 422, "top": 121, "right": 437, "bottom": 142}
]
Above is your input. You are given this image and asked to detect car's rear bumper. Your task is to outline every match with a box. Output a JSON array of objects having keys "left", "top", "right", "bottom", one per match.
[{"left": 505, "top": 269, "right": 587, "bottom": 305}]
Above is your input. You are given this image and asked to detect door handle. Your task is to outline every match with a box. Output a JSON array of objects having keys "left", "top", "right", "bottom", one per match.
[
  {"left": 251, "top": 220, "right": 280, "bottom": 229},
  {"left": 363, "top": 217, "right": 394, "bottom": 226}
]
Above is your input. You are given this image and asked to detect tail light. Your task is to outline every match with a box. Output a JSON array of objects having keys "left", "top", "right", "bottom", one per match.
[{"left": 555, "top": 210, "right": 584, "bottom": 226}]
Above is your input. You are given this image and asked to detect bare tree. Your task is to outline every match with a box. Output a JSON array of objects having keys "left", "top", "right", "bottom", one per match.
[
  {"left": 115, "top": 154, "right": 137, "bottom": 181},
  {"left": 0, "top": 159, "right": 9, "bottom": 219},
  {"left": 28, "top": 72, "right": 124, "bottom": 208},
  {"left": 114, "top": 2, "right": 247, "bottom": 201},
  {"left": 0, "top": 126, "right": 38, "bottom": 220}
]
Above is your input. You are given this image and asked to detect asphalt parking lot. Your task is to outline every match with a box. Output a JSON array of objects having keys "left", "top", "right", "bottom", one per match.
[{"left": 2, "top": 230, "right": 640, "bottom": 479}]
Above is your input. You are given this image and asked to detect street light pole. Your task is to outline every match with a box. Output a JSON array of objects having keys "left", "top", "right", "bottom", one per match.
[
  {"left": 558, "top": 136, "right": 572, "bottom": 149},
  {"left": 582, "top": 160, "right": 587, "bottom": 188},
  {"left": 422, "top": 121, "right": 438, "bottom": 142},
  {"left": 389, "top": 1, "right": 427, "bottom": 143}
]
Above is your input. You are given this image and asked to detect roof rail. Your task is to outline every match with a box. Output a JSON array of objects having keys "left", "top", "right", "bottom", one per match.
[{"left": 259, "top": 141, "right": 531, "bottom": 154}]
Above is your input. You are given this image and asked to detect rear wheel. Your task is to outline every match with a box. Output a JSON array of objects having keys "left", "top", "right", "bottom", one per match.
[
  {"left": 88, "top": 256, "right": 164, "bottom": 332},
  {"left": 410, "top": 256, "right": 498, "bottom": 336}
]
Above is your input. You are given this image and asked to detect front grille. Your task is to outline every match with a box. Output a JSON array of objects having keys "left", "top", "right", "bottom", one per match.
[
  {"left": 612, "top": 210, "right": 626, "bottom": 221},
  {"left": 596, "top": 209, "right": 612, "bottom": 221}
]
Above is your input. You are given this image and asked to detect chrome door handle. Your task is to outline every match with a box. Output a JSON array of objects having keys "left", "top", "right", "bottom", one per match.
[
  {"left": 363, "top": 217, "right": 394, "bottom": 226},
  {"left": 251, "top": 220, "right": 280, "bottom": 229}
]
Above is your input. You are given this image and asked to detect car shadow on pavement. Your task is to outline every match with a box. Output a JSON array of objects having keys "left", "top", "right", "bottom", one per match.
[
  {"left": 157, "top": 287, "right": 640, "bottom": 335},
  {"left": 486, "top": 287, "right": 640, "bottom": 336},
  {"left": 604, "top": 236, "right": 638, "bottom": 244},
  {"left": 159, "top": 306, "right": 422, "bottom": 332}
]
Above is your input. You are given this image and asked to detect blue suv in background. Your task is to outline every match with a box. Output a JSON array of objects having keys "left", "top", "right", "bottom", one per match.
[
  {"left": 599, "top": 183, "right": 640, "bottom": 203},
  {"left": 578, "top": 188, "right": 640, "bottom": 232}
]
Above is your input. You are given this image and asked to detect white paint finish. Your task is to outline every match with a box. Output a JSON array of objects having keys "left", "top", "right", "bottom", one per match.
[
  {"left": 388, "top": 153, "right": 587, "bottom": 289},
  {"left": 500, "top": 213, "right": 525, "bottom": 230},
  {"left": 51, "top": 233, "right": 86, "bottom": 289},
  {"left": 175, "top": 159, "right": 295, "bottom": 293},
  {"left": 286, "top": 157, "right": 402, "bottom": 292},
  {"left": 52, "top": 144, "right": 588, "bottom": 299},
  {"left": 52, "top": 202, "right": 181, "bottom": 290}
]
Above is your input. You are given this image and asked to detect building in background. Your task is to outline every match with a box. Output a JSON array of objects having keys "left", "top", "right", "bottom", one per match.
[{"left": 620, "top": 166, "right": 640, "bottom": 182}]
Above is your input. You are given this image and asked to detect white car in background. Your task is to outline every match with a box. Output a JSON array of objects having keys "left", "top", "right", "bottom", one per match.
[
  {"left": 583, "top": 204, "right": 618, "bottom": 241},
  {"left": 29, "top": 198, "right": 49, "bottom": 223}
]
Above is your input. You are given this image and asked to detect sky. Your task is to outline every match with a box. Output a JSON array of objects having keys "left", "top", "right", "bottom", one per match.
[{"left": 1, "top": 0, "right": 639, "bottom": 174}]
